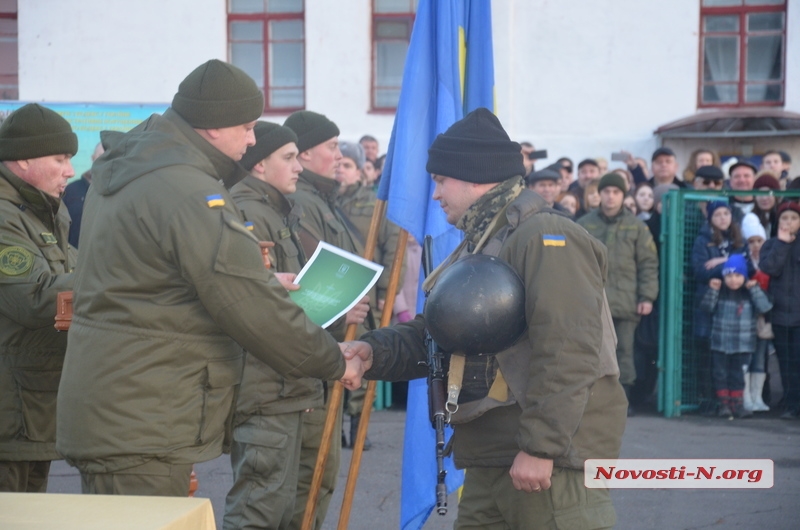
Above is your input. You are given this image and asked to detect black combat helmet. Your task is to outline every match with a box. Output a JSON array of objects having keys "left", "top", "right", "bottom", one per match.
[{"left": 424, "top": 254, "right": 526, "bottom": 356}]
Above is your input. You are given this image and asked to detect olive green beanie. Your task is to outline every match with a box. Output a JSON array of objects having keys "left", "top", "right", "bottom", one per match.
[
  {"left": 597, "top": 172, "right": 628, "bottom": 193},
  {"left": 240, "top": 121, "right": 298, "bottom": 171},
  {"left": 283, "top": 111, "right": 340, "bottom": 153},
  {"left": 172, "top": 59, "right": 264, "bottom": 129},
  {"left": 0, "top": 103, "right": 78, "bottom": 161}
]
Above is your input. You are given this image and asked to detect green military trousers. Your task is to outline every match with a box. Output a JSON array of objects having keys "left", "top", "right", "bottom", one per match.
[
  {"left": 0, "top": 460, "right": 50, "bottom": 492},
  {"left": 613, "top": 317, "right": 638, "bottom": 387},
  {"left": 288, "top": 403, "right": 342, "bottom": 530},
  {"left": 80, "top": 459, "right": 192, "bottom": 496},
  {"left": 223, "top": 411, "right": 304, "bottom": 530},
  {"left": 455, "top": 466, "right": 616, "bottom": 530}
]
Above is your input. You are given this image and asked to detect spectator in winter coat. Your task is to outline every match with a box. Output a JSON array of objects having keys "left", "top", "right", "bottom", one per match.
[
  {"left": 700, "top": 254, "right": 772, "bottom": 419},
  {"left": 759, "top": 201, "right": 800, "bottom": 419}
]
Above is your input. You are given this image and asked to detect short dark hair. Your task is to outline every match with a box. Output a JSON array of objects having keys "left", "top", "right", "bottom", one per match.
[
  {"left": 779, "top": 150, "right": 792, "bottom": 163},
  {"left": 763, "top": 149, "right": 781, "bottom": 159},
  {"left": 359, "top": 134, "right": 377, "bottom": 144},
  {"left": 578, "top": 158, "right": 599, "bottom": 170},
  {"left": 520, "top": 141, "right": 534, "bottom": 148}
]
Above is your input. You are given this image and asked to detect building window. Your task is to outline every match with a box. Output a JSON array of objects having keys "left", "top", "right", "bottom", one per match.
[
  {"left": 372, "top": 0, "right": 417, "bottom": 111},
  {"left": 0, "top": 0, "right": 17, "bottom": 100},
  {"left": 228, "top": 0, "right": 304, "bottom": 112},
  {"left": 699, "top": 0, "right": 786, "bottom": 107}
]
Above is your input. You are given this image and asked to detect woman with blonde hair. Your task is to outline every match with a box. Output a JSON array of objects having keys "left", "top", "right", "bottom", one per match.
[{"left": 683, "top": 148, "right": 721, "bottom": 185}]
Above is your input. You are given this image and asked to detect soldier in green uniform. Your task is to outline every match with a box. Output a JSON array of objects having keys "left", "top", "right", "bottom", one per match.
[
  {"left": 283, "top": 111, "right": 368, "bottom": 530},
  {"left": 0, "top": 104, "right": 78, "bottom": 493},
  {"left": 343, "top": 108, "right": 627, "bottom": 529},
  {"left": 577, "top": 172, "right": 659, "bottom": 415},
  {"left": 222, "top": 121, "right": 326, "bottom": 529},
  {"left": 56, "top": 60, "right": 368, "bottom": 497}
]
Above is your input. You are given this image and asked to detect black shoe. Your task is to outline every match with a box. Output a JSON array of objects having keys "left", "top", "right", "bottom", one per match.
[
  {"left": 342, "top": 430, "right": 349, "bottom": 449},
  {"left": 780, "top": 409, "right": 800, "bottom": 420},
  {"left": 718, "top": 405, "right": 733, "bottom": 418}
]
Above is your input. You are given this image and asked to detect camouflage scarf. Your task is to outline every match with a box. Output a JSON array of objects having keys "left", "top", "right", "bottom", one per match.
[{"left": 456, "top": 176, "right": 524, "bottom": 250}]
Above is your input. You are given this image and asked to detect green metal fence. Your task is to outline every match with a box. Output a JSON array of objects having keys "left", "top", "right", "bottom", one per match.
[{"left": 658, "top": 189, "right": 800, "bottom": 417}]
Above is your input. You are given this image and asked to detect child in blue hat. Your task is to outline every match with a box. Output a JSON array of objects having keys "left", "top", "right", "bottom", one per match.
[{"left": 700, "top": 253, "right": 773, "bottom": 419}]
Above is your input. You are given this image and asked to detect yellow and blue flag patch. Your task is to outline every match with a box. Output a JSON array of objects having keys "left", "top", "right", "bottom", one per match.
[
  {"left": 244, "top": 221, "right": 254, "bottom": 231},
  {"left": 542, "top": 234, "right": 566, "bottom": 247},
  {"left": 206, "top": 194, "right": 225, "bottom": 208}
]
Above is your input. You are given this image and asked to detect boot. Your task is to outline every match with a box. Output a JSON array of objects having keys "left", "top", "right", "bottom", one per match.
[
  {"left": 716, "top": 389, "right": 733, "bottom": 419},
  {"left": 750, "top": 373, "right": 770, "bottom": 411},
  {"left": 731, "top": 391, "right": 752, "bottom": 419},
  {"left": 350, "top": 414, "right": 372, "bottom": 451},
  {"left": 742, "top": 369, "right": 754, "bottom": 412},
  {"left": 342, "top": 429, "right": 348, "bottom": 449}
]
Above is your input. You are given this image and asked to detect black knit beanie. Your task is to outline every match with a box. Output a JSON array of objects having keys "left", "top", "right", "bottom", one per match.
[
  {"left": 0, "top": 103, "right": 78, "bottom": 161},
  {"left": 597, "top": 172, "right": 627, "bottom": 193},
  {"left": 240, "top": 121, "right": 298, "bottom": 171},
  {"left": 426, "top": 108, "right": 524, "bottom": 183},
  {"left": 283, "top": 111, "right": 340, "bottom": 153},
  {"left": 172, "top": 59, "right": 264, "bottom": 129}
]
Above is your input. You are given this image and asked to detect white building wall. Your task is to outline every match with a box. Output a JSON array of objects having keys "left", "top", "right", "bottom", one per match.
[
  {"left": 494, "top": 0, "right": 702, "bottom": 169},
  {"left": 13, "top": 0, "right": 800, "bottom": 170},
  {"left": 19, "top": 0, "right": 226, "bottom": 103},
  {"left": 784, "top": 0, "right": 800, "bottom": 113}
]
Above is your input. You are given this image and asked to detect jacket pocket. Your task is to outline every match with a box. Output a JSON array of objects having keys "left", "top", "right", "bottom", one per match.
[
  {"left": 38, "top": 244, "right": 67, "bottom": 274},
  {"left": 12, "top": 369, "right": 61, "bottom": 442},
  {"left": 214, "top": 212, "right": 265, "bottom": 281},
  {"left": 197, "top": 355, "right": 244, "bottom": 447}
]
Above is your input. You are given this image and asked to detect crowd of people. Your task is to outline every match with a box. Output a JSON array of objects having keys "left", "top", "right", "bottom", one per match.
[
  {"left": 519, "top": 145, "right": 800, "bottom": 421},
  {"left": 0, "top": 57, "right": 797, "bottom": 530}
]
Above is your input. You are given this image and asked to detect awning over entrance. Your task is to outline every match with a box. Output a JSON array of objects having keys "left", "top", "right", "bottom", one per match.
[{"left": 655, "top": 109, "right": 800, "bottom": 139}]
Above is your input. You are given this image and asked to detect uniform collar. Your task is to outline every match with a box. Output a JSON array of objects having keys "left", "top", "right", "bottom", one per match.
[
  {"left": 163, "top": 108, "right": 250, "bottom": 190},
  {"left": 240, "top": 174, "right": 294, "bottom": 216}
]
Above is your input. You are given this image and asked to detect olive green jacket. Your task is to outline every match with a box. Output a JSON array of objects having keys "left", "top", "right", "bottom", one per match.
[
  {"left": 230, "top": 175, "right": 324, "bottom": 419},
  {"left": 362, "top": 190, "right": 627, "bottom": 470},
  {"left": 56, "top": 109, "right": 346, "bottom": 474},
  {"left": 337, "top": 183, "right": 404, "bottom": 305},
  {"left": 0, "top": 165, "right": 76, "bottom": 461},
  {"left": 577, "top": 208, "right": 659, "bottom": 320}
]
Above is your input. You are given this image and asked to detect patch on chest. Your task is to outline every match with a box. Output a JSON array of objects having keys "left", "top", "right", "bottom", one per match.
[
  {"left": 40, "top": 232, "right": 58, "bottom": 244},
  {"left": 244, "top": 221, "right": 255, "bottom": 231},
  {"left": 0, "top": 245, "right": 34, "bottom": 276}
]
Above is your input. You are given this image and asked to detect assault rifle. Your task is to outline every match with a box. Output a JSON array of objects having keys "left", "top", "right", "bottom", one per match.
[{"left": 422, "top": 235, "right": 448, "bottom": 516}]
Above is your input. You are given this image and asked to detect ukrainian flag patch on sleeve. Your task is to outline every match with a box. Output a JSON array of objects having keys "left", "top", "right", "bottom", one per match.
[
  {"left": 206, "top": 194, "right": 225, "bottom": 208},
  {"left": 244, "top": 221, "right": 255, "bottom": 231},
  {"left": 542, "top": 234, "right": 566, "bottom": 247}
]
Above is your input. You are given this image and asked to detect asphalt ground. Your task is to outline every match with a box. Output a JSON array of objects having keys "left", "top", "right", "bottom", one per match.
[{"left": 45, "top": 407, "right": 800, "bottom": 529}]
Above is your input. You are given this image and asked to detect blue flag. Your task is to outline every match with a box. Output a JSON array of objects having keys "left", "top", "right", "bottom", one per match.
[{"left": 376, "top": 1, "right": 495, "bottom": 528}]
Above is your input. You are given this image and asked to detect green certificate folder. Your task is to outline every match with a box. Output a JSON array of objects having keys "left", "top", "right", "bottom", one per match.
[{"left": 289, "top": 242, "right": 384, "bottom": 329}]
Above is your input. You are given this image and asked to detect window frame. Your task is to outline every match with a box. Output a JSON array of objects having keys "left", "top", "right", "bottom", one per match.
[
  {"left": 227, "top": 1, "right": 305, "bottom": 114},
  {"left": 370, "top": 1, "right": 416, "bottom": 113},
  {"left": 697, "top": 0, "right": 787, "bottom": 109},
  {"left": 0, "top": 1, "right": 17, "bottom": 101}
]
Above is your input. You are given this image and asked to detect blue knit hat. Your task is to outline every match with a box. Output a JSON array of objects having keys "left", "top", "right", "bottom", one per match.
[
  {"left": 706, "top": 200, "right": 732, "bottom": 223},
  {"left": 722, "top": 254, "right": 747, "bottom": 277}
]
